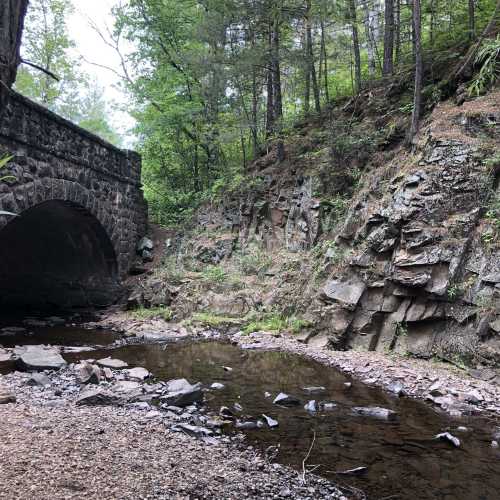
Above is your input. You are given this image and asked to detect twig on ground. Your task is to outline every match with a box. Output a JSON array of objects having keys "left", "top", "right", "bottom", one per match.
[{"left": 301, "top": 430, "right": 316, "bottom": 484}]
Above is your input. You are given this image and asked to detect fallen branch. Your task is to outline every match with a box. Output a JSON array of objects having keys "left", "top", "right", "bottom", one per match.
[{"left": 301, "top": 430, "right": 316, "bottom": 484}]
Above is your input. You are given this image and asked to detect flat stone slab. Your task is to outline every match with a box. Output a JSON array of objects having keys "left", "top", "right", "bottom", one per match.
[
  {"left": 16, "top": 346, "right": 67, "bottom": 371},
  {"left": 0, "top": 349, "right": 11, "bottom": 362},
  {"left": 322, "top": 280, "right": 366, "bottom": 309},
  {"left": 137, "top": 330, "right": 172, "bottom": 341},
  {"left": 96, "top": 357, "right": 128, "bottom": 369},
  {"left": 352, "top": 406, "right": 397, "bottom": 421},
  {"left": 0, "top": 387, "right": 16, "bottom": 404},
  {"left": 76, "top": 389, "right": 123, "bottom": 406},
  {"left": 160, "top": 378, "right": 203, "bottom": 407},
  {"left": 126, "top": 367, "right": 151, "bottom": 381}
]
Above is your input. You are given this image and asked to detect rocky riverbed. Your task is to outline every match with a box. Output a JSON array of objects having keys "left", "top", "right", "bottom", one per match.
[
  {"left": 2, "top": 314, "right": 500, "bottom": 499},
  {"left": 90, "top": 309, "right": 500, "bottom": 419},
  {"left": 0, "top": 403, "right": 345, "bottom": 500}
]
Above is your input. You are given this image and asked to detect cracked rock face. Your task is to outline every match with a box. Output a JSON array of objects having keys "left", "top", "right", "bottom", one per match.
[{"left": 307, "top": 100, "right": 500, "bottom": 360}]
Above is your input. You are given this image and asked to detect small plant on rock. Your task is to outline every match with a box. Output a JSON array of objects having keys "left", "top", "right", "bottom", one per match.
[
  {"left": 130, "top": 306, "right": 173, "bottom": 322},
  {"left": 201, "top": 265, "right": 227, "bottom": 284}
]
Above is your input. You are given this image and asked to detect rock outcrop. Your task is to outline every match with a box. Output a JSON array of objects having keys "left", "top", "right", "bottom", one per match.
[{"left": 305, "top": 92, "right": 500, "bottom": 361}]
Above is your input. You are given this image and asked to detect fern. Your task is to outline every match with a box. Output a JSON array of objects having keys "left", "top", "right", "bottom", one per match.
[
  {"left": 468, "top": 36, "right": 500, "bottom": 96},
  {"left": 0, "top": 155, "right": 17, "bottom": 216}
]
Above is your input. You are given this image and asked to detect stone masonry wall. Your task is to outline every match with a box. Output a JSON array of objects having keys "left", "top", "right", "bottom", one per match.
[{"left": 0, "top": 91, "right": 147, "bottom": 277}]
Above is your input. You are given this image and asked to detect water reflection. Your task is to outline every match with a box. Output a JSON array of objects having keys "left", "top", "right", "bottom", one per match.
[{"left": 66, "top": 341, "right": 500, "bottom": 500}]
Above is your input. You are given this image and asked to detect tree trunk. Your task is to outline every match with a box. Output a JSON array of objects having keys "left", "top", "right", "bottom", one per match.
[
  {"left": 363, "top": 0, "right": 376, "bottom": 77},
  {"left": 395, "top": 0, "right": 401, "bottom": 66},
  {"left": 348, "top": 0, "right": 362, "bottom": 94},
  {"left": 303, "top": 29, "right": 310, "bottom": 114},
  {"left": 271, "top": 18, "right": 282, "bottom": 122},
  {"left": 266, "top": 27, "right": 274, "bottom": 137},
  {"left": 468, "top": 0, "right": 475, "bottom": 41},
  {"left": 383, "top": 0, "right": 394, "bottom": 75},
  {"left": 408, "top": 0, "right": 422, "bottom": 146},
  {"left": 0, "top": 0, "right": 29, "bottom": 105},
  {"left": 320, "top": 19, "right": 329, "bottom": 102},
  {"left": 430, "top": 0, "right": 436, "bottom": 48},
  {"left": 251, "top": 66, "right": 259, "bottom": 158}
]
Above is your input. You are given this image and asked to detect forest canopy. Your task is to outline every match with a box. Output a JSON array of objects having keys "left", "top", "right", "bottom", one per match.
[{"left": 12, "top": 0, "right": 500, "bottom": 225}]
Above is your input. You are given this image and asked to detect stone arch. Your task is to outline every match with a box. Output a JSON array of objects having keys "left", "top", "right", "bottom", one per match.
[{"left": 0, "top": 179, "right": 124, "bottom": 311}]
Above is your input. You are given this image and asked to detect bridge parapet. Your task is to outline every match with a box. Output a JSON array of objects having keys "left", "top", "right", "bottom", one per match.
[{"left": 0, "top": 92, "right": 147, "bottom": 296}]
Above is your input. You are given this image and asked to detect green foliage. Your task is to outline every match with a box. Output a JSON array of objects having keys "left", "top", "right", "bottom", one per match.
[
  {"left": 191, "top": 312, "right": 241, "bottom": 327},
  {"left": 243, "top": 311, "right": 311, "bottom": 334},
  {"left": 468, "top": 36, "right": 500, "bottom": 96},
  {"left": 130, "top": 306, "right": 173, "bottom": 321},
  {"left": 201, "top": 265, "right": 227, "bottom": 284},
  {"left": 0, "top": 155, "right": 17, "bottom": 216},
  {"left": 14, "top": 0, "right": 121, "bottom": 145},
  {"left": 0, "top": 155, "right": 14, "bottom": 182},
  {"left": 447, "top": 284, "right": 461, "bottom": 301},
  {"left": 481, "top": 192, "right": 500, "bottom": 246},
  {"left": 237, "top": 248, "right": 273, "bottom": 276}
]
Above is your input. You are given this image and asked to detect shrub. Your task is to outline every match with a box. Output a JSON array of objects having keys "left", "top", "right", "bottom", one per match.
[
  {"left": 191, "top": 312, "right": 241, "bottom": 327},
  {"left": 130, "top": 307, "right": 173, "bottom": 321},
  {"left": 237, "top": 249, "right": 273, "bottom": 276},
  {"left": 201, "top": 265, "right": 227, "bottom": 284}
]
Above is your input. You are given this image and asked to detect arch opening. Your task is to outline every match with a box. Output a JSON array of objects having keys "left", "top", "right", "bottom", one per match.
[{"left": 0, "top": 200, "right": 122, "bottom": 312}]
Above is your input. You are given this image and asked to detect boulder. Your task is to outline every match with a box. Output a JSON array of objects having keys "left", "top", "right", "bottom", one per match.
[
  {"left": 321, "top": 280, "right": 366, "bottom": 310},
  {"left": 435, "top": 432, "right": 460, "bottom": 448},
  {"left": 137, "top": 237, "right": 154, "bottom": 253},
  {"left": 273, "top": 392, "right": 301, "bottom": 407},
  {"left": 96, "top": 357, "right": 128, "bottom": 370},
  {"left": 160, "top": 378, "right": 203, "bottom": 407},
  {"left": 16, "top": 346, "right": 67, "bottom": 371},
  {"left": 304, "top": 400, "right": 318, "bottom": 412},
  {"left": 76, "top": 362, "right": 102, "bottom": 385},
  {"left": 262, "top": 414, "right": 279, "bottom": 428},
  {"left": 210, "top": 382, "right": 225, "bottom": 390},
  {"left": 126, "top": 367, "right": 151, "bottom": 381}
]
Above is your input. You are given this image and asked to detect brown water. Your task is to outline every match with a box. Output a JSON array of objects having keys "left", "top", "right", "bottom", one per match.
[
  {"left": 0, "top": 324, "right": 120, "bottom": 348},
  {"left": 63, "top": 340, "right": 500, "bottom": 500},
  {"left": 0, "top": 322, "right": 120, "bottom": 374}
]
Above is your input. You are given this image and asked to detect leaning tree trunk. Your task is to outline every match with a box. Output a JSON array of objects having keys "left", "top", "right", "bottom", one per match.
[{"left": 0, "top": 0, "right": 28, "bottom": 107}]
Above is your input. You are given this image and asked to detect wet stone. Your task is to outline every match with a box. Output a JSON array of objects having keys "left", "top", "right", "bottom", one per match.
[
  {"left": 353, "top": 406, "right": 397, "bottom": 421},
  {"left": 302, "top": 386, "right": 326, "bottom": 394},
  {"left": 16, "top": 346, "right": 67, "bottom": 371},
  {"left": 96, "top": 357, "right": 128, "bottom": 370},
  {"left": 273, "top": 393, "right": 301, "bottom": 407},
  {"left": 126, "top": 367, "right": 150, "bottom": 381}
]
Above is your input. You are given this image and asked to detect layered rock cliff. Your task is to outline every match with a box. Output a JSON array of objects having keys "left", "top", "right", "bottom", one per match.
[{"left": 138, "top": 86, "right": 500, "bottom": 366}]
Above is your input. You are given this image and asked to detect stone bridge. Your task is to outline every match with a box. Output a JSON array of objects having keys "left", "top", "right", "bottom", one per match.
[{"left": 0, "top": 92, "right": 147, "bottom": 310}]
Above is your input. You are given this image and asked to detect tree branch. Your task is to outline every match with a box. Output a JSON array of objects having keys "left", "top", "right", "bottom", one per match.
[{"left": 20, "top": 58, "right": 60, "bottom": 81}]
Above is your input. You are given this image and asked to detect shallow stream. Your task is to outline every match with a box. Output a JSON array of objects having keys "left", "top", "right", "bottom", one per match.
[{"left": 2, "top": 324, "right": 500, "bottom": 499}]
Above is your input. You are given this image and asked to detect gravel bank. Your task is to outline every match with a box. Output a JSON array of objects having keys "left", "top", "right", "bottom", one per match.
[{"left": 0, "top": 401, "right": 346, "bottom": 500}]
